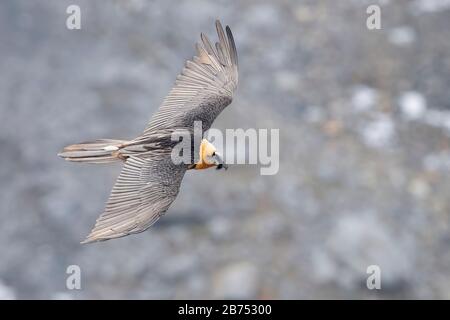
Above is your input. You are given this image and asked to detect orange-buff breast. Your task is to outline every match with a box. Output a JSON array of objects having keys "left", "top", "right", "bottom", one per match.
[{"left": 194, "top": 139, "right": 215, "bottom": 170}]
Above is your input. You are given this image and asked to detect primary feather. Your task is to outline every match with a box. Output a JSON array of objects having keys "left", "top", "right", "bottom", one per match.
[{"left": 142, "top": 20, "right": 238, "bottom": 135}]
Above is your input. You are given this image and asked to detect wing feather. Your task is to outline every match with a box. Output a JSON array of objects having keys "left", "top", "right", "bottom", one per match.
[
  {"left": 143, "top": 20, "right": 238, "bottom": 135},
  {"left": 82, "top": 154, "right": 186, "bottom": 243}
]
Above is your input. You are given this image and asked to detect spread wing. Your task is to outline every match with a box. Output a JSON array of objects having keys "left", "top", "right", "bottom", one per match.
[
  {"left": 142, "top": 20, "right": 238, "bottom": 135},
  {"left": 81, "top": 153, "right": 186, "bottom": 243}
]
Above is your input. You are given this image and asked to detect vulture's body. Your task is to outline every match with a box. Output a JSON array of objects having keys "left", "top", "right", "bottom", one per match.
[{"left": 58, "top": 21, "right": 238, "bottom": 243}]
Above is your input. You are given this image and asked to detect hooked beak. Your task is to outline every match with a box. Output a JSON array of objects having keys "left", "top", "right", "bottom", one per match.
[{"left": 214, "top": 153, "right": 228, "bottom": 170}]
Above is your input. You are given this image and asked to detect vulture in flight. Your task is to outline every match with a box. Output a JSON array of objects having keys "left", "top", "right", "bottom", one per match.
[{"left": 59, "top": 21, "right": 238, "bottom": 243}]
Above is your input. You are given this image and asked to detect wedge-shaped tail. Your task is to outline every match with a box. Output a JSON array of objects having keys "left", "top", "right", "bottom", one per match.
[{"left": 58, "top": 139, "right": 127, "bottom": 163}]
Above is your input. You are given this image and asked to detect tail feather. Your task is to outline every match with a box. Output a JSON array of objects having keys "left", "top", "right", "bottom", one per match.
[{"left": 58, "top": 139, "right": 127, "bottom": 163}]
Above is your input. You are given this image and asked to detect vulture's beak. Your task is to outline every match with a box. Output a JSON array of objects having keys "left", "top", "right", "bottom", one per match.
[{"left": 214, "top": 153, "right": 228, "bottom": 170}]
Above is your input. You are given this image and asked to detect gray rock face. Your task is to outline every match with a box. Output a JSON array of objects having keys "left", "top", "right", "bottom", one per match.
[{"left": 1, "top": 0, "right": 450, "bottom": 299}]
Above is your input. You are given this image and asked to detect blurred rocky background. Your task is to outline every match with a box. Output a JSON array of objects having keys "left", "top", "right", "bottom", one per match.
[{"left": 1, "top": 0, "right": 450, "bottom": 299}]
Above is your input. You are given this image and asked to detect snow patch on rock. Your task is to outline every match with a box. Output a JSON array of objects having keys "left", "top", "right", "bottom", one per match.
[
  {"left": 388, "top": 26, "right": 416, "bottom": 46},
  {"left": 361, "top": 115, "right": 395, "bottom": 148},
  {"left": 0, "top": 280, "right": 15, "bottom": 300},
  {"left": 351, "top": 85, "right": 378, "bottom": 112},
  {"left": 399, "top": 91, "right": 427, "bottom": 120}
]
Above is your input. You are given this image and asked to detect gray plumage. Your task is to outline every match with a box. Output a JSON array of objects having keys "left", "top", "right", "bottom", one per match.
[
  {"left": 58, "top": 20, "right": 239, "bottom": 243},
  {"left": 143, "top": 21, "right": 238, "bottom": 134},
  {"left": 81, "top": 153, "right": 186, "bottom": 243}
]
